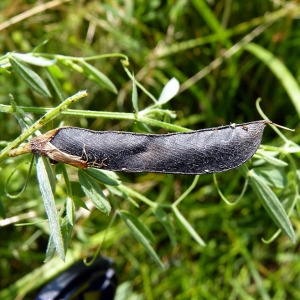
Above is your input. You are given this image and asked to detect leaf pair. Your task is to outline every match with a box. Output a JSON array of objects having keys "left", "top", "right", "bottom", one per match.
[{"left": 8, "top": 53, "right": 117, "bottom": 98}]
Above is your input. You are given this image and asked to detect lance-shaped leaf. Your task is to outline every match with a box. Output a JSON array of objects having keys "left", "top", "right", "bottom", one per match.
[
  {"left": 157, "top": 77, "right": 180, "bottom": 105},
  {"left": 11, "top": 53, "right": 56, "bottom": 67},
  {"left": 81, "top": 61, "right": 117, "bottom": 94},
  {"left": 172, "top": 206, "right": 206, "bottom": 247},
  {"left": 248, "top": 169, "right": 295, "bottom": 243},
  {"left": 36, "top": 156, "right": 65, "bottom": 260},
  {"left": 119, "top": 210, "right": 163, "bottom": 268},
  {"left": 78, "top": 170, "right": 111, "bottom": 214},
  {"left": 84, "top": 168, "right": 120, "bottom": 186},
  {"left": 10, "top": 57, "right": 51, "bottom": 97}
]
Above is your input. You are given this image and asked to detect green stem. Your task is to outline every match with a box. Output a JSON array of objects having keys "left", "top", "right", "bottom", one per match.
[
  {"left": 0, "top": 104, "right": 189, "bottom": 133},
  {"left": 172, "top": 175, "right": 200, "bottom": 207},
  {"left": 51, "top": 53, "right": 129, "bottom": 63},
  {"left": 117, "top": 184, "right": 156, "bottom": 208},
  {"left": 122, "top": 66, "right": 158, "bottom": 104},
  {"left": 0, "top": 90, "right": 87, "bottom": 162}
]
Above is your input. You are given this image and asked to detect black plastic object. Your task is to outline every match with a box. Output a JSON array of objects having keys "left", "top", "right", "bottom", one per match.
[
  {"left": 29, "top": 120, "right": 268, "bottom": 174},
  {"left": 35, "top": 257, "right": 117, "bottom": 300}
]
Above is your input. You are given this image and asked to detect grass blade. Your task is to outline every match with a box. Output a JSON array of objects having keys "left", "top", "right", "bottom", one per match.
[
  {"left": 191, "top": 0, "right": 230, "bottom": 45},
  {"left": 245, "top": 43, "right": 300, "bottom": 117}
]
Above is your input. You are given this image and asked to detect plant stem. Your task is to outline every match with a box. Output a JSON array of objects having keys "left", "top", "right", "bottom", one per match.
[{"left": 0, "top": 90, "right": 87, "bottom": 162}]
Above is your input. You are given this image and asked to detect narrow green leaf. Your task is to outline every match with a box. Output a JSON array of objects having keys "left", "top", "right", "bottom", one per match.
[
  {"left": 36, "top": 156, "right": 65, "bottom": 260},
  {"left": 131, "top": 74, "right": 139, "bottom": 112},
  {"left": 9, "top": 94, "right": 29, "bottom": 130},
  {"left": 120, "top": 210, "right": 155, "bottom": 243},
  {"left": 0, "top": 198, "right": 6, "bottom": 219},
  {"left": 78, "top": 170, "right": 111, "bottom": 214},
  {"left": 9, "top": 57, "right": 51, "bottom": 97},
  {"left": 152, "top": 206, "right": 176, "bottom": 247},
  {"left": 61, "top": 217, "right": 73, "bottom": 252},
  {"left": 43, "top": 155, "right": 56, "bottom": 193},
  {"left": 253, "top": 167, "right": 287, "bottom": 189},
  {"left": 285, "top": 142, "right": 300, "bottom": 153},
  {"left": 238, "top": 242, "right": 271, "bottom": 300},
  {"left": 71, "top": 195, "right": 89, "bottom": 210},
  {"left": 45, "top": 219, "right": 73, "bottom": 262},
  {"left": 245, "top": 43, "right": 300, "bottom": 117},
  {"left": 11, "top": 53, "right": 56, "bottom": 67},
  {"left": 0, "top": 57, "right": 10, "bottom": 70},
  {"left": 191, "top": 0, "right": 230, "bottom": 46},
  {"left": 44, "top": 236, "right": 56, "bottom": 262},
  {"left": 119, "top": 210, "right": 163, "bottom": 268},
  {"left": 157, "top": 77, "right": 180, "bottom": 105},
  {"left": 84, "top": 168, "right": 120, "bottom": 186},
  {"left": 81, "top": 61, "right": 117, "bottom": 94},
  {"left": 248, "top": 169, "right": 295, "bottom": 243},
  {"left": 172, "top": 206, "right": 206, "bottom": 247},
  {"left": 55, "top": 163, "right": 64, "bottom": 182},
  {"left": 255, "top": 150, "right": 288, "bottom": 167},
  {"left": 66, "top": 196, "right": 75, "bottom": 226},
  {"left": 44, "top": 67, "right": 65, "bottom": 101}
]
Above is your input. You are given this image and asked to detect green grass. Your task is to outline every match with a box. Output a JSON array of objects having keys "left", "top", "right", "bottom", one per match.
[{"left": 0, "top": 1, "right": 300, "bottom": 299}]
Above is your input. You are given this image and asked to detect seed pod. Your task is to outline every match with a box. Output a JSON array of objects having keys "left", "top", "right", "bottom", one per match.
[{"left": 9, "top": 120, "right": 273, "bottom": 174}]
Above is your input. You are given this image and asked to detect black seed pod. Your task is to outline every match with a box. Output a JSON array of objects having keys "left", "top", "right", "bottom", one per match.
[{"left": 24, "top": 120, "right": 270, "bottom": 174}]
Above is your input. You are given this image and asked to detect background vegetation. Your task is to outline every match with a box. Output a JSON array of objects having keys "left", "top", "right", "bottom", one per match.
[{"left": 0, "top": 0, "right": 300, "bottom": 299}]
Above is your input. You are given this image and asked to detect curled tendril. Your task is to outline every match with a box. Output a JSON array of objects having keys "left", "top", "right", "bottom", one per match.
[
  {"left": 213, "top": 173, "right": 249, "bottom": 206},
  {"left": 5, "top": 155, "right": 34, "bottom": 199}
]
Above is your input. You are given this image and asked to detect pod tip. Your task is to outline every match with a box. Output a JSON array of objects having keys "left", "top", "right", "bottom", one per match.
[{"left": 269, "top": 122, "right": 295, "bottom": 132}]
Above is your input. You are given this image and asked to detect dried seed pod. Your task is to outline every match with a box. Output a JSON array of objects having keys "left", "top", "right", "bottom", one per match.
[{"left": 9, "top": 120, "right": 274, "bottom": 174}]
